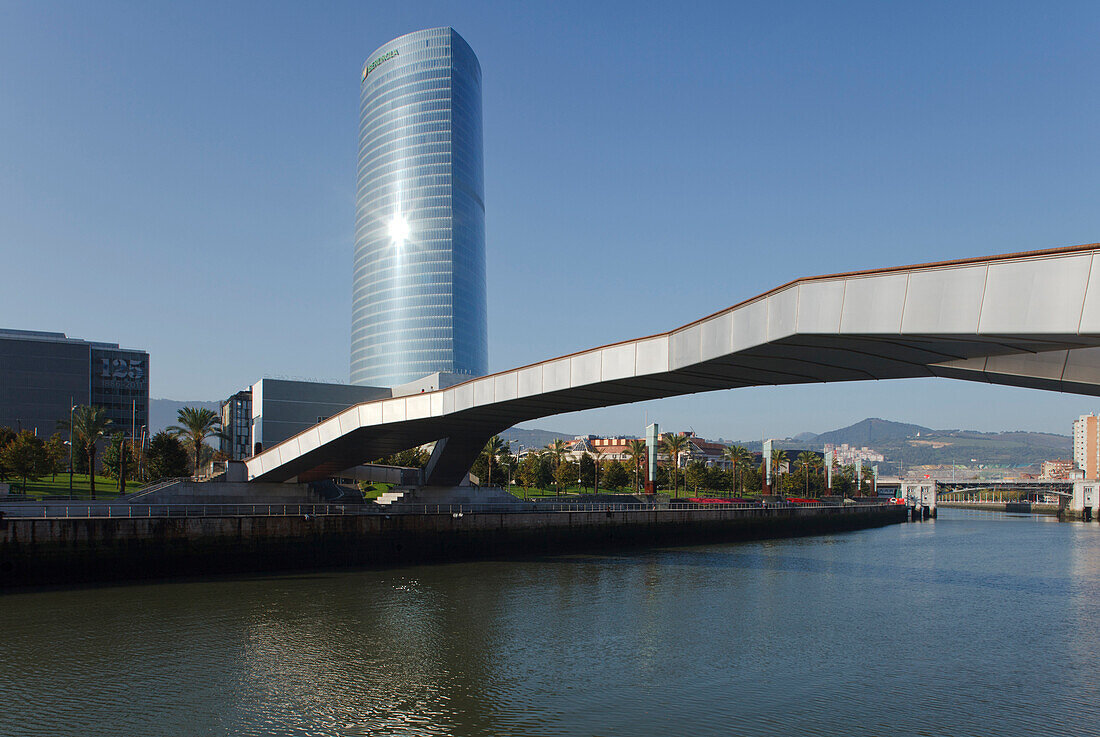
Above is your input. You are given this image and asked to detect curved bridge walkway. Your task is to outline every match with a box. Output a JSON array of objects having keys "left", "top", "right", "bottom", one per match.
[{"left": 248, "top": 242, "right": 1100, "bottom": 485}]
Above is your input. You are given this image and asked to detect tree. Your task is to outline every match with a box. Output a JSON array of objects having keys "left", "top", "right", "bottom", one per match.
[
  {"left": 685, "top": 460, "right": 709, "bottom": 494},
  {"left": 518, "top": 452, "right": 551, "bottom": 494},
  {"left": 168, "top": 407, "right": 225, "bottom": 476},
  {"left": 626, "top": 439, "right": 647, "bottom": 491},
  {"left": 796, "top": 451, "right": 818, "bottom": 497},
  {"left": 375, "top": 446, "right": 430, "bottom": 468},
  {"left": 579, "top": 453, "right": 596, "bottom": 491},
  {"left": 102, "top": 433, "right": 136, "bottom": 492},
  {"left": 546, "top": 438, "right": 569, "bottom": 495},
  {"left": 554, "top": 460, "right": 577, "bottom": 493},
  {"left": 590, "top": 446, "right": 604, "bottom": 494},
  {"left": 0, "top": 426, "right": 14, "bottom": 482},
  {"left": 661, "top": 433, "right": 689, "bottom": 497},
  {"left": 602, "top": 459, "right": 629, "bottom": 490},
  {"left": 57, "top": 405, "right": 112, "bottom": 498},
  {"left": 43, "top": 433, "right": 67, "bottom": 482},
  {"left": 723, "top": 444, "right": 752, "bottom": 496},
  {"left": 478, "top": 435, "right": 506, "bottom": 487},
  {"left": 0, "top": 431, "right": 49, "bottom": 493},
  {"left": 145, "top": 431, "right": 190, "bottom": 479}
]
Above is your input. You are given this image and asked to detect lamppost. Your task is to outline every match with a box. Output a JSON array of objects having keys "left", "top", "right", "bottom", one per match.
[{"left": 68, "top": 400, "right": 75, "bottom": 494}]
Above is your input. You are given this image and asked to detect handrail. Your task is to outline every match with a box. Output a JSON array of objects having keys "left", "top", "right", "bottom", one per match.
[{"left": 0, "top": 501, "right": 890, "bottom": 520}]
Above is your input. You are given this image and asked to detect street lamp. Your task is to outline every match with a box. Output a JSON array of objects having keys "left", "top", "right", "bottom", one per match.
[{"left": 68, "top": 400, "right": 76, "bottom": 494}]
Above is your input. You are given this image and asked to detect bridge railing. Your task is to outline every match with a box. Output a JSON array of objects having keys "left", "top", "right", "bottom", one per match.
[{"left": 0, "top": 500, "right": 888, "bottom": 520}]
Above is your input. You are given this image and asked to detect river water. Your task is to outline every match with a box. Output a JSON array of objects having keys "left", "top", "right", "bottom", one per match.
[{"left": 2, "top": 509, "right": 1099, "bottom": 736}]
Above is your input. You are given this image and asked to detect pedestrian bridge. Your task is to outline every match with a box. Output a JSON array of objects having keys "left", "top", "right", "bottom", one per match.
[{"left": 247, "top": 242, "right": 1100, "bottom": 485}]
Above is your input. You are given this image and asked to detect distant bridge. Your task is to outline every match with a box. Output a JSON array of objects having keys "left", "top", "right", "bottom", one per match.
[{"left": 247, "top": 242, "right": 1100, "bottom": 486}]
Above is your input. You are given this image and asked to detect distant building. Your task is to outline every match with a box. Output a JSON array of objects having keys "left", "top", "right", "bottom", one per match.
[
  {"left": 220, "top": 390, "right": 252, "bottom": 461},
  {"left": 825, "top": 442, "right": 885, "bottom": 467},
  {"left": 1040, "top": 459, "right": 1075, "bottom": 480},
  {"left": 0, "top": 328, "right": 149, "bottom": 441},
  {"left": 1073, "top": 413, "right": 1100, "bottom": 479}
]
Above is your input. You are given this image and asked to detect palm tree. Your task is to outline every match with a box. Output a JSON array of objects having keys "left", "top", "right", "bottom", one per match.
[
  {"left": 796, "top": 451, "right": 817, "bottom": 497},
  {"left": 769, "top": 448, "right": 788, "bottom": 494},
  {"left": 481, "top": 435, "right": 506, "bottom": 487},
  {"left": 661, "top": 433, "right": 689, "bottom": 497},
  {"left": 169, "top": 407, "right": 225, "bottom": 476},
  {"left": 723, "top": 444, "right": 752, "bottom": 497},
  {"left": 627, "top": 439, "right": 647, "bottom": 492},
  {"left": 590, "top": 446, "right": 604, "bottom": 494},
  {"left": 57, "top": 405, "right": 112, "bottom": 498},
  {"left": 546, "top": 438, "right": 568, "bottom": 495}
]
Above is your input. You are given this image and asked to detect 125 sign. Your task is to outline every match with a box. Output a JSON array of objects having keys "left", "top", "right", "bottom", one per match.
[{"left": 101, "top": 358, "right": 144, "bottom": 381}]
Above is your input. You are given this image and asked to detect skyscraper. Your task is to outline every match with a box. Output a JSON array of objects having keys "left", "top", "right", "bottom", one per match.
[{"left": 351, "top": 27, "right": 487, "bottom": 387}]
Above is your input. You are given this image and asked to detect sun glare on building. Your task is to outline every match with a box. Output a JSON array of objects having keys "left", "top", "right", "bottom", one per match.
[{"left": 387, "top": 213, "right": 410, "bottom": 246}]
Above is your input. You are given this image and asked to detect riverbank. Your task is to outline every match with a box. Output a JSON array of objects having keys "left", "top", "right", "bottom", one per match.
[{"left": 0, "top": 503, "right": 905, "bottom": 589}]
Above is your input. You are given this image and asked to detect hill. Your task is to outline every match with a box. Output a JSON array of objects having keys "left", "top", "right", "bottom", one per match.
[{"left": 811, "top": 418, "right": 933, "bottom": 446}]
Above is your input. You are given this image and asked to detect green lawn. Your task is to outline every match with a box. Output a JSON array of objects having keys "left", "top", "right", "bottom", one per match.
[{"left": 2, "top": 473, "right": 143, "bottom": 500}]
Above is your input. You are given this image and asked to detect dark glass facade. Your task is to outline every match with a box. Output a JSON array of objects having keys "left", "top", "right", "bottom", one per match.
[
  {"left": 351, "top": 27, "right": 488, "bottom": 387},
  {"left": 0, "top": 329, "right": 149, "bottom": 442}
]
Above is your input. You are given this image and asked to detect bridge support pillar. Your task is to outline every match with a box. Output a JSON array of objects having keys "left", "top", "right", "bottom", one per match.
[{"left": 423, "top": 430, "right": 502, "bottom": 488}]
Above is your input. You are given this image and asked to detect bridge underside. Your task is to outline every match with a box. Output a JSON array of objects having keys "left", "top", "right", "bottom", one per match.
[{"left": 247, "top": 243, "right": 1100, "bottom": 486}]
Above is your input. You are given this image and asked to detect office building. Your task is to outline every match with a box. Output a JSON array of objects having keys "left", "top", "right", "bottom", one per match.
[
  {"left": 1073, "top": 413, "right": 1100, "bottom": 479},
  {"left": 351, "top": 27, "right": 488, "bottom": 387},
  {"left": 0, "top": 328, "right": 149, "bottom": 439},
  {"left": 220, "top": 389, "right": 253, "bottom": 461}
]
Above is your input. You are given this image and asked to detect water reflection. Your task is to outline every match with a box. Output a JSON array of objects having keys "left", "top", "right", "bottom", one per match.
[{"left": 1, "top": 510, "right": 1099, "bottom": 736}]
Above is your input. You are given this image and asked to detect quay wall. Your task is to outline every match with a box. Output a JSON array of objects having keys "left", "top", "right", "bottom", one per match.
[
  {"left": 0, "top": 505, "right": 906, "bottom": 589},
  {"left": 938, "top": 501, "right": 1063, "bottom": 515}
]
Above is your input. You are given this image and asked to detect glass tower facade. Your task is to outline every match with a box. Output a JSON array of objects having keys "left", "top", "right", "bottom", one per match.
[{"left": 351, "top": 27, "right": 487, "bottom": 387}]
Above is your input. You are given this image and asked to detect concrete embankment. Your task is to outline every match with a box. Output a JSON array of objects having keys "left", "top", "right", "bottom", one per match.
[
  {"left": 938, "top": 501, "right": 1062, "bottom": 515},
  {"left": 0, "top": 504, "right": 906, "bottom": 589}
]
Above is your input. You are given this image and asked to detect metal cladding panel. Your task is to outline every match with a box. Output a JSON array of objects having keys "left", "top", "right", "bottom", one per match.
[
  {"left": 517, "top": 365, "right": 543, "bottom": 397},
  {"left": 278, "top": 439, "right": 301, "bottom": 466},
  {"left": 635, "top": 336, "right": 669, "bottom": 375},
  {"left": 1076, "top": 254, "right": 1100, "bottom": 333},
  {"left": 430, "top": 392, "right": 445, "bottom": 416},
  {"left": 1063, "top": 347, "right": 1100, "bottom": 385},
  {"left": 453, "top": 384, "right": 474, "bottom": 411},
  {"left": 601, "top": 343, "right": 636, "bottom": 381},
  {"left": 670, "top": 324, "right": 703, "bottom": 370},
  {"left": 767, "top": 286, "right": 799, "bottom": 340},
  {"left": 901, "top": 265, "right": 987, "bottom": 334},
  {"left": 796, "top": 280, "right": 845, "bottom": 333},
  {"left": 359, "top": 401, "right": 383, "bottom": 426},
  {"left": 494, "top": 372, "right": 518, "bottom": 401},
  {"left": 570, "top": 351, "right": 602, "bottom": 386},
  {"left": 473, "top": 377, "right": 494, "bottom": 405},
  {"left": 338, "top": 410, "right": 358, "bottom": 435},
  {"left": 699, "top": 312, "right": 733, "bottom": 362},
  {"left": 931, "top": 356, "right": 988, "bottom": 373},
  {"left": 383, "top": 398, "right": 407, "bottom": 423},
  {"left": 730, "top": 299, "right": 768, "bottom": 352},
  {"left": 318, "top": 418, "right": 342, "bottom": 444},
  {"left": 978, "top": 254, "right": 1091, "bottom": 334},
  {"left": 544, "top": 358, "right": 570, "bottom": 392},
  {"left": 442, "top": 389, "right": 455, "bottom": 414},
  {"left": 298, "top": 428, "right": 321, "bottom": 455},
  {"left": 984, "top": 350, "right": 1068, "bottom": 380},
  {"left": 406, "top": 393, "right": 431, "bottom": 420},
  {"left": 840, "top": 273, "right": 909, "bottom": 333}
]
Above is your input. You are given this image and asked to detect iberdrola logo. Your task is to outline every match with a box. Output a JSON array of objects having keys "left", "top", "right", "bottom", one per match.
[{"left": 362, "top": 49, "right": 400, "bottom": 82}]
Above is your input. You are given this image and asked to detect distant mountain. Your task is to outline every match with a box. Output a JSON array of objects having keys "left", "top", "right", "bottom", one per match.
[
  {"left": 810, "top": 418, "right": 933, "bottom": 447},
  {"left": 150, "top": 398, "right": 220, "bottom": 434},
  {"left": 498, "top": 426, "right": 573, "bottom": 451}
]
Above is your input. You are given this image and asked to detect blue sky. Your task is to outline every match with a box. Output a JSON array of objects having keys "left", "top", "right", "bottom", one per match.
[{"left": 2, "top": 0, "right": 1100, "bottom": 439}]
